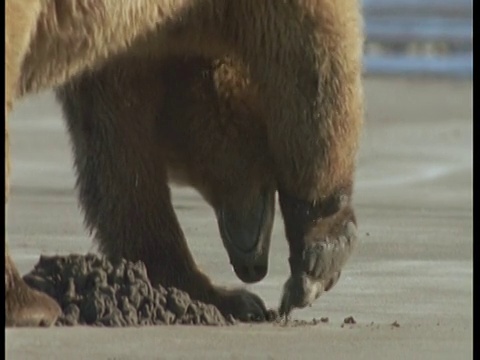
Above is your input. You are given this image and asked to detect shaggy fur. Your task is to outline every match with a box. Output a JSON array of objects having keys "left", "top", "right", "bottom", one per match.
[{"left": 5, "top": 0, "right": 364, "bottom": 325}]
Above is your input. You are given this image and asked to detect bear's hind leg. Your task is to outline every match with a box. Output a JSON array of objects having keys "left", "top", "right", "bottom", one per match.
[
  {"left": 5, "top": 246, "right": 61, "bottom": 327},
  {"left": 56, "top": 66, "right": 268, "bottom": 322},
  {"left": 5, "top": 0, "right": 62, "bottom": 327}
]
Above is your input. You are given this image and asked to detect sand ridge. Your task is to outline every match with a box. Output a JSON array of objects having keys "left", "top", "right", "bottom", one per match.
[{"left": 24, "top": 254, "right": 236, "bottom": 326}]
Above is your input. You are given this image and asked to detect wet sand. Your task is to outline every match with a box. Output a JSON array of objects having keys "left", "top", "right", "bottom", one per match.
[{"left": 6, "top": 77, "right": 473, "bottom": 359}]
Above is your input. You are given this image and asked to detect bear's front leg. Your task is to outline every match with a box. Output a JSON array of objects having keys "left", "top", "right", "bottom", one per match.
[
  {"left": 222, "top": 0, "right": 365, "bottom": 317},
  {"left": 235, "top": 0, "right": 365, "bottom": 317}
]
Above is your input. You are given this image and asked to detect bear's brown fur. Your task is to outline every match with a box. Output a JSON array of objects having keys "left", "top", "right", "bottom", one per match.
[
  {"left": 5, "top": 0, "right": 364, "bottom": 325},
  {"left": 5, "top": 0, "right": 199, "bottom": 327},
  {"left": 56, "top": 56, "right": 277, "bottom": 320}
]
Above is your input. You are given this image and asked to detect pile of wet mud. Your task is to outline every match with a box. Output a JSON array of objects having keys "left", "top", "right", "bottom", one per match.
[{"left": 23, "top": 254, "right": 235, "bottom": 327}]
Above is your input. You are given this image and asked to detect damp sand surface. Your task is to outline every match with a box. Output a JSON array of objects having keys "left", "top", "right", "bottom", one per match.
[{"left": 6, "top": 77, "right": 472, "bottom": 359}]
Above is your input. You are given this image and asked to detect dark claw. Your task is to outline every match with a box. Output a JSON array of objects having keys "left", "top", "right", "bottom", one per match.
[
  {"left": 305, "top": 248, "right": 317, "bottom": 275},
  {"left": 324, "top": 271, "right": 342, "bottom": 291},
  {"left": 302, "top": 221, "right": 357, "bottom": 280}
]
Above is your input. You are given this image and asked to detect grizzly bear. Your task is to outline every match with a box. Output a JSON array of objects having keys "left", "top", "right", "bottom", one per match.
[{"left": 6, "top": 0, "right": 363, "bottom": 326}]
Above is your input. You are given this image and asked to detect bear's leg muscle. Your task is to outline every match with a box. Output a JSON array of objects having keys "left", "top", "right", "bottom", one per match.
[{"left": 56, "top": 66, "right": 268, "bottom": 322}]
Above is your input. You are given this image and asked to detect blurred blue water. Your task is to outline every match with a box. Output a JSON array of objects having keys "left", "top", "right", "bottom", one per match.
[{"left": 362, "top": 0, "right": 472, "bottom": 78}]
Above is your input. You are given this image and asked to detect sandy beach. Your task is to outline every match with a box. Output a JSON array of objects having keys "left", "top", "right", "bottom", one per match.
[{"left": 5, "top": 76, "right": 472, "bottom": 359}]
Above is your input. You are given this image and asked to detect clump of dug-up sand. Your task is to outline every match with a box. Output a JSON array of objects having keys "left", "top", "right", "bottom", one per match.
[{"left": 23, "top": 254, "right": 235, "bottom": 327}]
